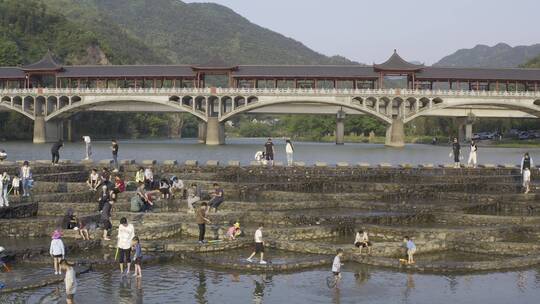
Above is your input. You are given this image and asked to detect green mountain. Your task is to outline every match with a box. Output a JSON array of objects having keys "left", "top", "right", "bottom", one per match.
[
  {"left": 0, "top": 0, "right": 166, "bottom": 66},
  {"left": 433, "top": 43, "right": 540, "bottom": 68},
  {"left": 44, "top": 0, "right": 353, "bottom": 65}
]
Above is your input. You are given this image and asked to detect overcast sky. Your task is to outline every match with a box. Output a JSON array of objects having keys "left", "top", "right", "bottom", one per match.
[{"left": 186, "top": 0, "right": 540, "bottom": 64}]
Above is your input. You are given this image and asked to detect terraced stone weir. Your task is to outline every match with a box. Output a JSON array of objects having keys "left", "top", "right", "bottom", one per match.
[{"left": 0, "top": 162, "right": 540, "bottom": 303}]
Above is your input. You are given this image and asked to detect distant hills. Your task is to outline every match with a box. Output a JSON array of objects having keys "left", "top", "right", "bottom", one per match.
[
  {"left": 42, "top": 0, "right": 353, "bottom": 65},
  {"left": 434, "top": 43, "right": 540, "bottom": 68}
]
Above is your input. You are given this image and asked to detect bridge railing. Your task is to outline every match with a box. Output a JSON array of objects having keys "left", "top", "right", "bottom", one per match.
[{"left": 1, "top": 87, "right": 539, "bottom": 98}]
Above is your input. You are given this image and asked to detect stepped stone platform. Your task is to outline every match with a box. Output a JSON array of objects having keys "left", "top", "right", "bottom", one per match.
[{"left": 2, "top": 164, "right": 540, "bottom": 291}]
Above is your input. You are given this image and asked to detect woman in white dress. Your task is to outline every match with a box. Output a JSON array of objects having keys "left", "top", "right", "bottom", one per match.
[{"left": 285, "top": 139, "right": 294, "bottom": 167}]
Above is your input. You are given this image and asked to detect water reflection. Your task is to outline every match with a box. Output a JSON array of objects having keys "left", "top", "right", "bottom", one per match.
[
  {"left": 195, "top": 270, "right": 208, "bottom": 304},
  {"left": 403, "top": 273, "right": 415, "bottom": 301},
  {"left": 517, "top": 271, "right": 527, "bottom": 292},
  {"left": 4, "top": 264, "right": 540, "bottom": 303},
  {"left": 252, "top": 274, "right": 273, "bottom": 304},
  {"left": 447, "top": 275, "right": 458, "bottom": 294}
]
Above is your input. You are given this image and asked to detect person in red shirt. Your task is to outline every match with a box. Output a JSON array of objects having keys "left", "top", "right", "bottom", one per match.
[{"left": 114, "top": 176, "right": 126, "bottom": 193}]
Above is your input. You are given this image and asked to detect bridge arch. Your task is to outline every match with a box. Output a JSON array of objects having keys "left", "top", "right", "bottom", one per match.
[
  {"left": 404, "top": 98, "right": 540, "bottom": 124},
  {"left": 0, "top": 95, "right": 35, "bottom": 120},
  {"left": 218, "top": 97, "right": 393, "bottom": 124},
  {"left": 44, "top": 96, "right": 208, "bottom": 122}
]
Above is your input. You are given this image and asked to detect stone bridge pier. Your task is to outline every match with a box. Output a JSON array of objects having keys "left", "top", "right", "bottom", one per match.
[
  {"left": 205, "top": 117, "right": 225, "bottom": 145},
  {"left": 385, "top": 118, "right": 405, "bottom": 148},
  {"left": 33, "top": 116, "right": 65, "bottom": 144},
  {"left": 198, "top": 121, "right": 207, "bottom": 144},
  {"left": 457, "top": 117, "right": 474, "bottom": 142}
]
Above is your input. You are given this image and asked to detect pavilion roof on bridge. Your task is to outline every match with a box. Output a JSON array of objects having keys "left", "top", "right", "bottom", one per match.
[
  {"left": 373, "top": 50, "right": 424, "bottom": 72},
  {"left": 22, "top": 51, "right": 63, "bottom": 72},
  {"left": 0, "top": 67, "right": 25, "bottom": 79}
]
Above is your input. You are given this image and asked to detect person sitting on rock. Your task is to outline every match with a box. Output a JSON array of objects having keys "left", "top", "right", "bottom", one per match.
[
  {"left": 144, "top": 167, "right": 154, "bottom": 190},
  {"left": 135, "top": 167, "right": 145, "bottom": 184},
  {"left": 87, "top": 168, "right": 101, "bottom": 191},
  {"left": 208, "top": 183, "right": 224, "bottom": 212},
  {"left": 354, "top": 230, "right": 372, "bottom": 255},
  {"left": 187, "top": 183, "right": 200, "bottom": 213},
  {"left": 100, "top": 167, "right": 111, "bottom": 184},
  {"left": 170, "top": 176, "right": 184, "bottom": 199},
  {"left": 62, "top": 208, "right": 78, "bottom": 230},
  {"left": 159, "top": 178, "right": 171, "bottom": 199},
  {"left": 77, "top": 217, "right": 90, "bottom": 240},
  {"left": 114, "top": 175, "right": 126, "bottom": 193}
]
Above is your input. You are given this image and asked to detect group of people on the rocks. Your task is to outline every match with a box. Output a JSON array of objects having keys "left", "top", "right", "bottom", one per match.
[
  {"left": 49, "top": 216, "right": 143, "bottom": 303},
  {"left": 0, "top": 161, "right": 33, "bottom": 207},
  {"left": 450, "top": 137, "right": 478, "bottom": 168},
  {"left": 255, "top": 138, "right": 295, "bottom": 166},
  {"left": 130, "top": 167, "right": 226, "bottom": 214},
  {"left": 47, "top": 137, "right": 120, "bottom": 169}
]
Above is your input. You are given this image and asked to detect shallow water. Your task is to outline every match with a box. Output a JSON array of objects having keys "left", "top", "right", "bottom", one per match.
[
  {"left": 2, "top": 262, "right": 540, "bottom": 304},
  {"left": 0, "top": 138, "right": 538, "bottom": 165}
]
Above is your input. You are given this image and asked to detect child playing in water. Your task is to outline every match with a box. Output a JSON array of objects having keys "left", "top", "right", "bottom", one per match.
[
  {"left": 332, "top": 248, "right": 344, "bottom": 286},
  {"left": 132, "top": 236, "right": 143, "bottom": 278},
  {"left": 59, "top": 259, "right": 77, "bottom": 304},
  {"left": 49, "top": 230, "right": 65, "bottom": 275},
  {"left": 404, "top": 236, "right": 416, "bottom": 264}
]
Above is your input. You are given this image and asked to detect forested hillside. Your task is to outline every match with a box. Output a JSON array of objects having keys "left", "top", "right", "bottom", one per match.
[
  {"left": 44, "top": 0, "right": 353, "bottom": 65},
  {"left": 434, "top": 43, "right": 540, "bottom": 68}
]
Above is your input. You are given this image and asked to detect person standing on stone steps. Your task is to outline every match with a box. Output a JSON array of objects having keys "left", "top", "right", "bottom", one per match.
[
  {"left": 451, "top": 138, "right": 461, "bottom": 168},
  {"left": 0, "top": 172, "right": 9, "bottom": 207},
  {"left": 111, "top": 139, "right": 119, "bottom": 172},
  {"left": 196, "top": 202, "right": 211, "bottom": 245},
  {"left": 468, "top": 140, "right": 478, "bottom": 168},
  {"left": 264, "top": 138, "right": 275, "bottom": 166},
  {"left": 19, "top": 161, "right": 33, "bottom": 197},
  {"left": 82, "top": 136, "right": 92, "bottom": 160},
  {"left": 51, "top": 139, "right": 63, "bottom": 165},
  {"left": 521, "top": 152, "right": 534, "bottom": 194},
  {"left": 285, "top": 139, "right": 294, "bottom": 167}
]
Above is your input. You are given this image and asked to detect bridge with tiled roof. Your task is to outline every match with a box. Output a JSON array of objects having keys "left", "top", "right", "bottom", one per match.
[{"left": 1, "top": 51, "right": 540, "bottom": 146}]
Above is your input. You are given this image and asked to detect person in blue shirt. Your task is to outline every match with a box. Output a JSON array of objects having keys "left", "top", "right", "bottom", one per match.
[{"left": 404, "top": 236, "right": 416, "bottom": 264}]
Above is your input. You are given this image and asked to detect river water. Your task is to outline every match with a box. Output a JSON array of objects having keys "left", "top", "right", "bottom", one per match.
[
  {"left": 2, "top": 263, "right": 540, "bottom": 304},
  {"left": 0, "top": 138, "right": 538, "bottom": 166}
]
